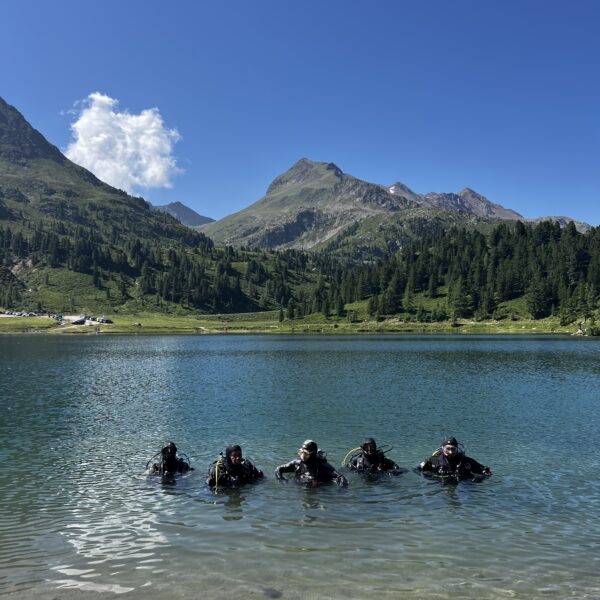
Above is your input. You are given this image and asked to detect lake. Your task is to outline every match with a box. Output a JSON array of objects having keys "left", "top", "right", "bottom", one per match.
[{"left": 1, "top": 334, "right": 599, "bottom": 599}]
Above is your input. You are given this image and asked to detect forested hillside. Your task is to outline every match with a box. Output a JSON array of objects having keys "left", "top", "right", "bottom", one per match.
[
  {"left": 2, "top": 194, "right": 599, "bottom": 325},
  {"left": 314, "top": 220, "right": 600, "bottom": 325}
]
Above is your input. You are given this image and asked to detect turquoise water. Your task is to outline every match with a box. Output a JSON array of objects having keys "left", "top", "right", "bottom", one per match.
[{"left": 1, "top": 334, "right": 599, "bottom": 599}]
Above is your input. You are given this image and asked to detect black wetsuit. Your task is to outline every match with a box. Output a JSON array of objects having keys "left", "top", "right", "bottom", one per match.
[
  {"left": 276, "top": 456, "right": 346, "bottom": 485},
  {"left": 348, "top": 450, "right": 400, "bottom": 473},
  {"left": 206, "top": 458, "right": 263, "bottom": 488},
  {"left": 151, "top": 457, "right": 191, "bottom": 476},
  {"left": 419, "top": 452, "right": 490, "bottom": 480}
]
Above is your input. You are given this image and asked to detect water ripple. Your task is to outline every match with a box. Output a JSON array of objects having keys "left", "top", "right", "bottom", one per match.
[{"left": 1, "top": 335, "right": 600, "bottom": 598}]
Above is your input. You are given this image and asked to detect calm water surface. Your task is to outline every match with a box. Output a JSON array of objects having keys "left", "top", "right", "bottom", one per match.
[{"left": 0, "top": 334, "right": 599, "bottom": 599}]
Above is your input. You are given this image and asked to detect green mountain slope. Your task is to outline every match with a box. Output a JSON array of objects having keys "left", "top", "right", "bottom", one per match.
[
  {"left": 314, "top": 209, "right": 482, "bottom": 260},
  {"left": 0, "top": 97, "right": 203, "bottom": 246}
]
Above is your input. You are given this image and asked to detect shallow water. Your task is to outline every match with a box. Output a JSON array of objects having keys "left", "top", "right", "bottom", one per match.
[{"left": 1, "top": 334, "right": 599, "bottom": 599}]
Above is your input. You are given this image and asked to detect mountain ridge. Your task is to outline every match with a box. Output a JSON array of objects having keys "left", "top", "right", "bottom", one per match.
[
  {"left": 202, "top": 158, "right": 589, "bottom": 255},
  {"left": 201, "top": 158, "right": 419, "bottom": 250},
  {"left": 1, "top": 93, "right": 590, "bottom": 267}
]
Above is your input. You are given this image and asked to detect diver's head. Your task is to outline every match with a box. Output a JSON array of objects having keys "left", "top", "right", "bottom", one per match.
[
  {"left": 298, "top": 439, "right": 318, "bottom": 462},
  {"left": 225, "top": 444, "right": 242, "bottom": 467},
  {"left": 362, "top": 437, "right": 377, "bottom": 457},
  {"left": 441, "top": 437, "right": 460, "bottom": 459},
  {"left": 161, "top": 441, "right": 177, "bottom": 460}
]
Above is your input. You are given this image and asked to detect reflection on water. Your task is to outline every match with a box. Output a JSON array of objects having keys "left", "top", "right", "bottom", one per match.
[{"left": 1, "top": 335, "right": 600, "bottom": 599}]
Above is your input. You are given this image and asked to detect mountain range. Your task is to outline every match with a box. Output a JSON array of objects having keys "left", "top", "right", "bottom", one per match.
[
  {"left": 2, "top": 89, "right": 588, "bottom": 265},
  {"left": 200, "top": 158, "right": 590, "bottom": 257},
  {"left": 1, "top": 95, "right": 598, "bottom": 326}
]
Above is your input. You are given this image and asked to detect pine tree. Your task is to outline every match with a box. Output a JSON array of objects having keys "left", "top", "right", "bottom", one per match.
[{"left": 526, "top": 276, "right": 550, "bottom": 319}]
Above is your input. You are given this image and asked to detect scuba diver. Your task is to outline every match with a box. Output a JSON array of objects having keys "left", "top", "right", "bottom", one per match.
[
  {"left": 418, "top": 436, "right": 492, "bottom": 480},
  {"left": 147, "top": 441, "right": 192, "bottom": 477},
  {"left": 345, "top": 437, "right": 401, "bottom": 474},
  {"left": 206, "top": 444, "right": 264, "bottom": 489},
  {"left": 275, "top": 440, "right": 348, "bottom": 486}
]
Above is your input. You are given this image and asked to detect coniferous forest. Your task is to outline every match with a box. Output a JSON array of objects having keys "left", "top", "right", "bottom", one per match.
[
  {"left": 0, "top": 216, "right": 314, "bottom": 314},
  {"left": 2, "top": 215, "right": 600, "bottom": 328},
  {"left": 346, "top": 220, "right": 600, "bottom": 326}
]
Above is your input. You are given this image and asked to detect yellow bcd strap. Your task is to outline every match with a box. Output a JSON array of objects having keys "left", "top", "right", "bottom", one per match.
[{"left": 341, "top": 447, "right": 362, "bottom": 467}]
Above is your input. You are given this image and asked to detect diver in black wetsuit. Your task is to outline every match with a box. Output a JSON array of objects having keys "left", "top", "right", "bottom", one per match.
[
  {"left": 206, "top": 444, "right": 263, "bottom": 488},
  {"left": 148, "top": 441, "right": 192, "bottom": 477},
  {"left": 346, "top": 437, "right": 401, "bottom": 474},
  {"left": 418, "top": 436, "right": 492, "bottom": 480},
  {"left": 275, "top": 440, "right": 348, "bottom": 486}
]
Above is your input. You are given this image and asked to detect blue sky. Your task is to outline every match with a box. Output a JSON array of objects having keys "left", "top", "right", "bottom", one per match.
[{"left": 1, "top": 0, "right": 599, "bottom": 223}]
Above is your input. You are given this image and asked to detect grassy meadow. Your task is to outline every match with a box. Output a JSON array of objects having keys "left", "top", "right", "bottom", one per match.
[{"left": 0, "top": 299, "right": 580, "bottom": 336}]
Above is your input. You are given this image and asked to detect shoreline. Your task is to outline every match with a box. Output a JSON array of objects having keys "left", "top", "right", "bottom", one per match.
[{"left": 0, "top": 313, "right": 589, "bottom": 336}]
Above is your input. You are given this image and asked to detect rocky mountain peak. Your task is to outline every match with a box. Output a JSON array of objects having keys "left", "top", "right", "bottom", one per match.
[
  {"left": 458, "top": 187, "right": 523, "bottom": 219},
  {"left": 151, "top": 201, "right": 214, "bottom": 227},
  {"left": 266, "top": 158, "right": 344, "bottom": 195},
  {"left": 458, "top": 186, "right": 478, "bottom": 196},
  {"left": 458, "top": 187, "right": 487, "bottom": 203},
  {"left": 388, "top": 181, "right": 420, "bottom": 202},
  {"left": 0, "top": 96, "right": 63, "bottom": 163}
]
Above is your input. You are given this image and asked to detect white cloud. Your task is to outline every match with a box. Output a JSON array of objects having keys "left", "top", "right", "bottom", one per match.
[{"left": 65, "top": 92, "right": 182, "bottom": 193}]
